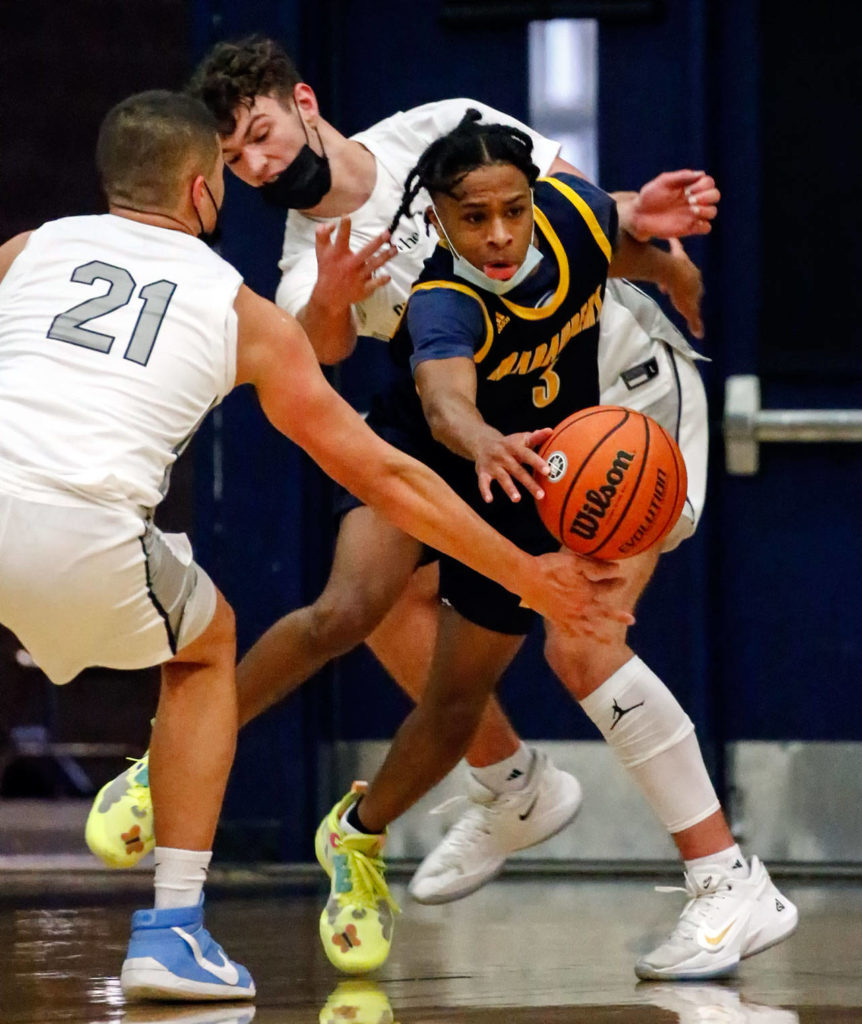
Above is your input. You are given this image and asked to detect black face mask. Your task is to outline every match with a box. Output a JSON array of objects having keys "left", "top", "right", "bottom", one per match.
[
  {"left": 195, "top": 180, "right": 222, "bottom": 248},
  {"left": 260, "top": 110, "right": 331, "bottom": 210}
]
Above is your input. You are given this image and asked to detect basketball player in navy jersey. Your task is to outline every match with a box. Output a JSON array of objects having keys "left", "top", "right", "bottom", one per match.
[{"left": 311, "top": 114, "right": 797, "bottom": 981}]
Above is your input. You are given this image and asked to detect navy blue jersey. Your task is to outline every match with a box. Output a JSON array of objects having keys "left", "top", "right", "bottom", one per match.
[
  {"left": 366, "top": 171, "right": 617, "bottom": 547},
  {"left": 387, "top": 173, "right": 616, "bottom": 443}
]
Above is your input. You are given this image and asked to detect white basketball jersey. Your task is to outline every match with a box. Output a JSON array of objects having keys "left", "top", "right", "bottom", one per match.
[{"left": 0, "top": 214, "right": 242, "bottom": 511}]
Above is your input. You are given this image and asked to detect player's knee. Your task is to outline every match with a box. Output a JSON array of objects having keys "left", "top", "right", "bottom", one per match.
[
  {"left": 170, "top": 592, "right": 236, "bottom": 671},
  {"left": 544, "top": 631, "right": 591, "bottom": 680},
  {"left": 307, "top": 592, "right": 382, "bottom": 657},
  {"left": 206, "top": 594, "right": 236, "bottom": 654},
  {"left": 543, "top": 629, "right": 630, "bottom": 699}
]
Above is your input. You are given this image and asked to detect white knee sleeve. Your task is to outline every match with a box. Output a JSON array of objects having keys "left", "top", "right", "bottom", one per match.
[{"left": 579, "top": 655, "right": 720, "bottom": 833}]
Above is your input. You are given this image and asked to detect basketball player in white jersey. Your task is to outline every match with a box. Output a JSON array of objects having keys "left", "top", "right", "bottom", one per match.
[{"left": 0, "top": 90, "right": 629, "bottom": 1002}]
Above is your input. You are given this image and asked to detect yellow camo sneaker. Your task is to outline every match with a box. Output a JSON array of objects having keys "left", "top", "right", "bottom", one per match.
[
  {"left": 315, "top": 785, "right": 399, "bottom": 974},
  {"left": 319, "top": 980, "right": 395, "bottom": 1024},
  {"left": 85, "top": 752, "right": 154, "bottom": 868}
]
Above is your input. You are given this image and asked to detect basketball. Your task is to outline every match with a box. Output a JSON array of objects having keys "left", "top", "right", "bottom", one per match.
[{"left": 535, "top": 406, "right": 688, "bottom": 559}]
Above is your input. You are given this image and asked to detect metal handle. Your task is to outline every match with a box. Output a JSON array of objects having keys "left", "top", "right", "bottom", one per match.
[{"left": 724, "top": 374, "right": 862, "bottom": 475}]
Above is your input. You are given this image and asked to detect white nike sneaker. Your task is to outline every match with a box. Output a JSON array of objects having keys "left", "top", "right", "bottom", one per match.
[
  {"left": 635, "top": 855, "right": 798, "bottom": 981},
  {"left": 641, "top": 982, "right": 799, "bottom": 1022},
  {"left": 408, "top": 750, "right": 582, "bottom": 904}
]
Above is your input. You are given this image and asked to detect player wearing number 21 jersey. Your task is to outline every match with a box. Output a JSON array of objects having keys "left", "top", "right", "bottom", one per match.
[
  {"left": 0, "top": 91, "right": 629, "bottom": 1001},
  {"left": 0, "top": 214, "right": 241, "bottom": 683}
]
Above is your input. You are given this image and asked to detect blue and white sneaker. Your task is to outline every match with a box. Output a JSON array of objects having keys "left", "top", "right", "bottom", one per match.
[{"left": 121, "top": 900, "right": 255, "bottom": 1002}]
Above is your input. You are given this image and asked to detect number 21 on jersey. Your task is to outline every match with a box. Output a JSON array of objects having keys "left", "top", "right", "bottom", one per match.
[{"left": 48, "top": 260, "right": 176, "bottom": 366}]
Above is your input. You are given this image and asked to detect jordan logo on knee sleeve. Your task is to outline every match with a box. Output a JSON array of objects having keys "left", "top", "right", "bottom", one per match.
[{"left": 610, "top": 697, "right": 645, "bottom": 730}]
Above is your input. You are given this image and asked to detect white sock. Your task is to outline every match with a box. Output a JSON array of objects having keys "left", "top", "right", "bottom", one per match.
[
  {"left": 153, "top": 847, "right": 212, "bottom": 909},
  {"left": 686, "top": 844, "right": 750, "bottom": 879},
  {"left": 578, "top": 656, "right": 720, "bottom": 833},
  {"left": 468, "top": 743, "right": 533, "bottom": 794}
]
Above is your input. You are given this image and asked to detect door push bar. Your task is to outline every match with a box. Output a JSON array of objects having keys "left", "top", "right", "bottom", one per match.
[{"left": 723, "top": 374, "right": 862, "bottom": 475}]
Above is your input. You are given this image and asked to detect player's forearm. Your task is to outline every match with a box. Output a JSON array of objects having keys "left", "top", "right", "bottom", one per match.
[
  {"left": 369, "top": 451, "right": 533, "bottom": 595},
  {"left": 422, "top": 390, "right": 499, "bottom": 462},
  {"left": 297, "top": 292, "right": 358, "bottom": 364},
  {"left": 611, "top": 191, "right": 652, "bottom": 243},
  {"left": 608, "top": 231, "right": 675, "bottom": 288}
]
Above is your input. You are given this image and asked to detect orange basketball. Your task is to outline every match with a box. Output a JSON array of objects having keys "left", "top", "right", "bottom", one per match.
[{"left": 535, "top": 406, "right": 688, "bottom": 559}]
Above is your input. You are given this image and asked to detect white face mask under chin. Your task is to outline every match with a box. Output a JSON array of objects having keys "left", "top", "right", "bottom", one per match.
[{"left": 431, "top": 203, "right": 544, "bottom": 296}]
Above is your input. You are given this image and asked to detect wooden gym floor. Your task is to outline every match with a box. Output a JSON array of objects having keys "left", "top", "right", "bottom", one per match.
[{"left": 1, "top": 868, "right": 861, "bottom": 1023}]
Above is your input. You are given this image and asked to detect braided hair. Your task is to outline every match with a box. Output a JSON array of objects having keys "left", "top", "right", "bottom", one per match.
[{"left": 388, "top": 109, "right": 540, "bottom": 236}]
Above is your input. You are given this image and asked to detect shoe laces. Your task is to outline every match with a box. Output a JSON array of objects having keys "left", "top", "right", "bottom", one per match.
[
  {"left": 655, "top": 869, "right": 736, "bottom": 941},
  {"left": 424, "top": 800, "right": 500, "bottom": 870},
  {"left": 334, "top": 833, "right": 400, "bottom": 915},
  {"left": 123, "top": 754, "right": 150, "bottom": 800}
]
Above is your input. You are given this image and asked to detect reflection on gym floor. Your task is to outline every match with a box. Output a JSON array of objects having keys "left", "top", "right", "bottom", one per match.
[{"left": 2, "top": 871, "right": 862, "bottom": 1023}]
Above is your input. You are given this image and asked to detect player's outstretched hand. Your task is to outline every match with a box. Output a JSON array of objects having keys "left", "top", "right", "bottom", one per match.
[
  {"left": 521, "top": 550, "right": 636, "bottom": 642},
  {"left": 314, "top": 218, "right": 397, "bottom": 308},
  {"left": 475, "top": 427, "right": 553, "bottom": 504},
  {"left": 658, "top": 238, "right": 705, "bottom": 339},
  {"left": 629, "top": 170, "right": 720, "bottom": 242}
]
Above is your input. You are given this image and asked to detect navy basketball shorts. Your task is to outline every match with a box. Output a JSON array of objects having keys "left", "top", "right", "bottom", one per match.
[{"left": 333, "top": 412, "right": 557, "bottom": 636}]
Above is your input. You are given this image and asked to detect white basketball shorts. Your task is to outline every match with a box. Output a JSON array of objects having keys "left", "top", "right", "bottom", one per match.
[
  {"left": 0, "top": 493, "right": 216, "bottom": 684},
  {"left": 600, "top": 280, "right": 709, "bottom": 552}
]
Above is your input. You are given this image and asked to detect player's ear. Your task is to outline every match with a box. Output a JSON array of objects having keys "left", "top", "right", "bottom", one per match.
[
  {"left": 293, "top": 82, "right": 319, "bottom": 124},
  {"left": 190, "top": 173, "right": 207, "bottom": 207},
  {"left": 425, "top": 205, "right": 439, "bottom": 231}
]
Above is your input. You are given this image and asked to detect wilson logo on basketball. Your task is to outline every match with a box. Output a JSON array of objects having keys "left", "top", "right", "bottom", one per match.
[
  {"left": 569, "top": 450, "right": 635, "bottom": 540},
  {"left": 535, "top": 406, "right": 687, "bottom": 559}
]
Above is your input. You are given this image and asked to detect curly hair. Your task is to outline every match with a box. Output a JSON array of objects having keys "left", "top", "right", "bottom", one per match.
[
  {"left": 187, "top": 35, "right": 302, "bottom": 135},
  {"left": 388, "top": 109, "right": 539, "bottom": 236}
]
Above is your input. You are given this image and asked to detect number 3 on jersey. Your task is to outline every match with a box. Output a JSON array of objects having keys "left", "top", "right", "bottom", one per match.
[
  {"left": 48, "top": 260, "right": 176, "bottom": 366},
  {"left": 532, "top": 363, "right": 561, "bottom": 408}
]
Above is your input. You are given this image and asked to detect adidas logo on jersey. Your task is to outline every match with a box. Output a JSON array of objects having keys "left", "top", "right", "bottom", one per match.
[{"left": 495, "top": 312, "right": 510, "bottom": 333}]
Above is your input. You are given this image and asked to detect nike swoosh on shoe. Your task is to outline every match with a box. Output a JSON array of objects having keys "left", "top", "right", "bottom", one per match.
[
  {"left": 699, "top": 919, "right": 737, "bottom": 949},
  {"left": 173, "top": 927, "right": 241, "bottom": 985}
]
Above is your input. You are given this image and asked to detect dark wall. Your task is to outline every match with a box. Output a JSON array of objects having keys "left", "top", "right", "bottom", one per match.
[
  {"left": 0, "top": 0, "right": 193, "bottom": 792},
  {"left": 0, "top": 0, "right": 191, "bottom": 240}
]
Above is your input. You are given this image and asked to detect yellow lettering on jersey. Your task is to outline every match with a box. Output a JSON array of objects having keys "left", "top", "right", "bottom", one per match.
[
  {"left": 560, "top": 317, "right": 575, "bottom": 352},
  {"left": 488, "top": 351, "right": 518, "bottom": 381},
  {"left": 528, "top": 343, "right": 549, "bottom": 372},
  {"left": 483, "top": 284, "right": 604, "bottom": 388}
]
